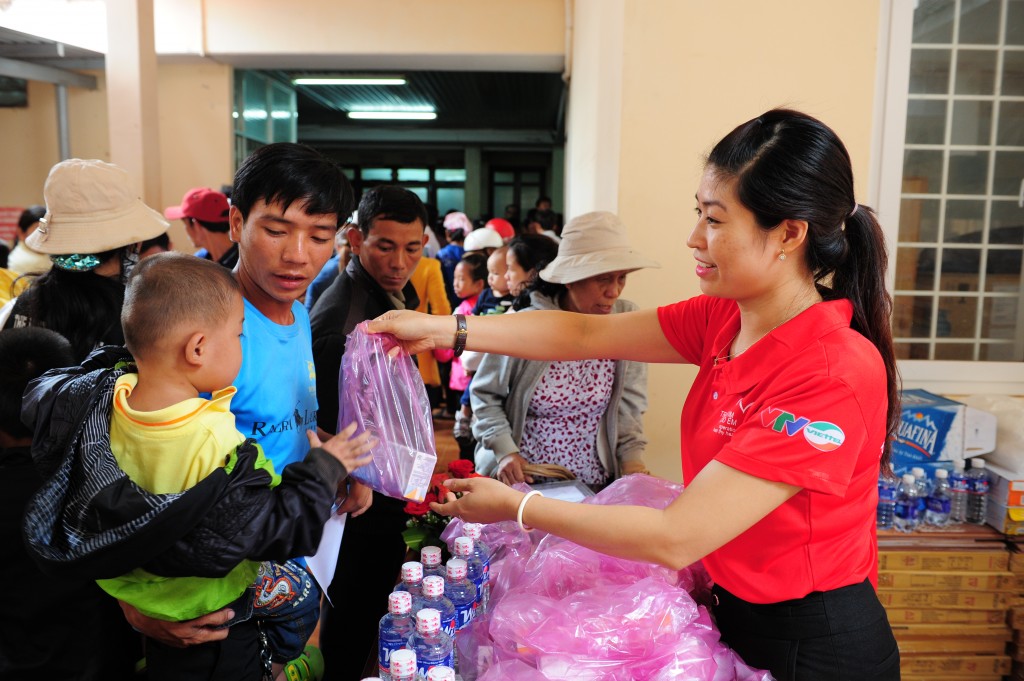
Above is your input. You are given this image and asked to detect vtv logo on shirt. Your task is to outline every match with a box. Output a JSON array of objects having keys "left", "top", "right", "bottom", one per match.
[{"left": 760, "top": 406, "right": 846, "bottom": 452}]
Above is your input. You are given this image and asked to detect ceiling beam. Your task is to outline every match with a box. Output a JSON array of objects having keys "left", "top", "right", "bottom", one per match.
[
  {"left": 0, "top": 56, "right": 97, "bottom": 89},
  {"left": 298, "top": 124, "right": 557, "bottom": 146}
]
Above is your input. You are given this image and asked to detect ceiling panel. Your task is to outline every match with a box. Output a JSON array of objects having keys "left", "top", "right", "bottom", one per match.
[{"left": 284, "top": 70, "right": 566, "bottom": 132}]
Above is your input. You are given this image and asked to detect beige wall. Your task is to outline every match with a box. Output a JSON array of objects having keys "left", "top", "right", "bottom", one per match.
[
  {"left": 157, "top": 61, "right": 234, "bottom": 250},
  {"left": 0, "top": 74, "right": 108, "bottom": 206},
  {"left": 583, "top": 0, "right": 883, "bottom": 482},
  {"left": 0, "top": 61, "right": 230, "bottom": 251},
  {"left": 197, "top": 0, "right": 565, "bottom": 70}
]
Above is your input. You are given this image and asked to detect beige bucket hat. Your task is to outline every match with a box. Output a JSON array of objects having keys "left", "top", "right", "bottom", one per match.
[
  {"left": 538, "top": 211, "right": 659, "bottom": 284},
  {"left": 26, "top": 159, "right": 169, "bottom": 255}
]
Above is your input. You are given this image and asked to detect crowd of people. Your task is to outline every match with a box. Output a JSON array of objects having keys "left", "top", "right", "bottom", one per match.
[{"left": 1, "top": 108, "right": 899, "bottom": 681}]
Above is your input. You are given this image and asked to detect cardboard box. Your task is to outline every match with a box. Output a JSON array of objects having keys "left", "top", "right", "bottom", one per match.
[
  {"left": 885, "top": 608, "right": 1006, "bottom": 624},
  {"left": 893, "top": 389, "right": 996, "bottom": 472},
  {"left": 895, "top": 637, "right": 1008, "bottom": 655},
  {"left": 987, "top": 498, "right": 1024, "bottom": 536},
  {"left": 878, "top": 590, "right": 1012, "bottom": 609},
  {"left": 986, "top": 461, "right": 1024, "bottom": 507},
  {"left": 904, "top": 676, "right": 1003, "bottom": 681},
  {"left": 878, "top": 549, "right": 1009, "bottom": 572},
  {"left": 878, "top": 570, "right": 1018, "bottom": 591},
  {"left": 900, "top": 654, "right": 1010, "bottom": 675}
]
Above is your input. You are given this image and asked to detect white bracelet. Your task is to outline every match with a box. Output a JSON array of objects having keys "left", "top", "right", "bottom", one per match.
[{"left": 517, "top": 490, "right": 542, "bottom": 533}]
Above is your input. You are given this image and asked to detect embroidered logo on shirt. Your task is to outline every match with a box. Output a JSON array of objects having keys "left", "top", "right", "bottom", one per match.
[{"left": 760, "top": 406, "right": 845, "bottom": 452}]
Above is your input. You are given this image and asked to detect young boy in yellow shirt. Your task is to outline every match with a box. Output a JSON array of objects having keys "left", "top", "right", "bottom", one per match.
[{"left": 98, "top": 252, "right": 372, "bottom": 679}]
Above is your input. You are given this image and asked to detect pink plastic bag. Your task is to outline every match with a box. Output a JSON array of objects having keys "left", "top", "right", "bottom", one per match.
[
  {"left": 338, "top": 324, "right": 437, "bottom": 501},
  {"left": 449, "top": 476, "right": 771, "bottom": 681}
]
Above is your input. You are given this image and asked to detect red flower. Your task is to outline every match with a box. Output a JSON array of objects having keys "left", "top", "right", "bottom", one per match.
[
  {"left": 448, "top": 460, "right": 477, "bottom": 479},
  {"left": 404, "top": 499, "right": 431, "bottom": 516}
]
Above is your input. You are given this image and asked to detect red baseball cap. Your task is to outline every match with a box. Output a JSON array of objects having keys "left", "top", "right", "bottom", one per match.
[{"left": 164, "top": 187, "right": 229, "bottom": 223}]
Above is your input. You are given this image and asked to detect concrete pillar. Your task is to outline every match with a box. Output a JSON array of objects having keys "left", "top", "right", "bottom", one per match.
[
  {"left": 563, "top": 0, "right": 624, "bottom": 216},
  {"left": 105, "top": 0, "right": 162, "bottom": 205}
]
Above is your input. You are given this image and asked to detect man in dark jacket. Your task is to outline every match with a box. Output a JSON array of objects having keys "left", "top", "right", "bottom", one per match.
[{"left": 310, "top": 185, "right": 427, "bottom": 681}]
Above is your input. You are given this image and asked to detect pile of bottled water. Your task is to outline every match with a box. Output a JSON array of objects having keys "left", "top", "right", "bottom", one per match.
[
  {"left": 877, "top": 459, "right": 990, "bottom": 532},
  {"left": 372, "top": 523, "right": 492, "bottom": 681}
]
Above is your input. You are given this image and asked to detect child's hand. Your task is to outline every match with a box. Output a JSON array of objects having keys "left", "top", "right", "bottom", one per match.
[{"left": 307, "top": 422, "right": 375, "bottom": 472}]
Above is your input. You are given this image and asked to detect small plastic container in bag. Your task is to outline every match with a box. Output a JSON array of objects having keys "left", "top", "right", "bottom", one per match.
[{"left": 339, "top": 324, "right": 437, "bottom": 501}]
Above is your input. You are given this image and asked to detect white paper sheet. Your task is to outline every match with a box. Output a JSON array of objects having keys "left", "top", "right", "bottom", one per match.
[{"left": 305, "top": 512, "right": 346, "bottom": 604}]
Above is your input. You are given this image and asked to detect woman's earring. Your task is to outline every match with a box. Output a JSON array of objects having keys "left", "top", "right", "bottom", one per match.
[{"left": 778, "top": 249, "right": 787, "bottom": 261}]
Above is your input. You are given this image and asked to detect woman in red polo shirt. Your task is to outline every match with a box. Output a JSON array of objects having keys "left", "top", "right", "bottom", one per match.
[{"left": 369, "top": 109, "right": 900, "bottom": 680}]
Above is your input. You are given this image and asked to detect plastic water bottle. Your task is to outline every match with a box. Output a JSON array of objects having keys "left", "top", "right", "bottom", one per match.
[
  {"left": 394, "top": 561, "right": 428, "bottom": 615},
  {"left": 426, "top": 666, "right": 456, "bottom": 681},
  {"left": 453, "top": 536, "right": 487, "bottom": 613},
  {"left": 911, "top": 467, "right": 930, "bottom": 522},
  {"left": 463, "top": 523, "right": 493, "bottom": 610},
  {"left": 408, "top": 608, "right": 454, "bottom": 678},
  {"left": 386, "top": 649, "right": 417, "bottom": 681},
  {"left": 925, "top": 468, "right": 952, "bottom": 526},
  {"left": 445, "top": 558, "right": 478, "bottom": 631},
  {"left": 949, "top": 460, "right": 969, "bottom": 523},
  {"left": 911, "top": 467, "right": 932, "bottom": 496},
  {"left": 421, "top": 545, "right": 446, "bottom": 580},
  {"left": 421, "top": 576, "right": 456, "bottom": 639},
  {"left": 377, "top": 591, "right": 415, "bottom": 681},
  {"left": 877, "top": 474, "right": 898, "bottom": 530},
  {"left": 966, "top": 459, "right": 990, "bottom": 525},
  {"left": 894, "top": 474, "right": 921, "bottom": 532}
]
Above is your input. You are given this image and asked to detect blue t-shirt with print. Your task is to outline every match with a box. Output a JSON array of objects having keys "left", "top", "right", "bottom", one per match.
[{"left": 232, "top": 299, "right": 319, "bottom": 471}]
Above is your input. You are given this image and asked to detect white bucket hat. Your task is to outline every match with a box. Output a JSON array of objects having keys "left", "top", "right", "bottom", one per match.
[
  {"left": 538, "top": 211, "right": 659, "bottom": 284},
  {"left": 27, "top": 159, "right": 169, "bottom": 255}
]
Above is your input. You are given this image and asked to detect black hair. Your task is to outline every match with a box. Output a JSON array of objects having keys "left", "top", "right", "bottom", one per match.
[
  {"left": 194, "top": 218, "right": 230, "bottom": 234},
  {"left": 356, "top": 185, "right": 429, "bottom": 236},
  {"left": 18, "top": 249, "right": 127, "bottom": 362},
  {"left": 17, "top": 205, "right": 46, "bottom": 236},
  {"left": 507, "top": 234, "right": 559, "bottom": 310},
  {"left": 139, "top": 232, "right": 170, "bottom": 253},
  {"left": 529, "top": 209, "right": 557, "bottom": 232},
  {"left": 707, "top": 108, "right": 899, "bottom": 470},
  {"left": 0, "top": 327, "right": 74, "bottom": 438},
  {"left": 458, "top": 251, "right": 489, "bottom": 283},
  {"left": 232, "top": 143, "right": 354, "bottom": 228},
  {"left": 535, "top": 196, "right": 552, "bottom": 207}
]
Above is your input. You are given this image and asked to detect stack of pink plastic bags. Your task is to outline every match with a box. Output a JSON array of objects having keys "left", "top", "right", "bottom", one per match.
[{"left": 441, "top": 475, "right": 773, "bottom": 681}]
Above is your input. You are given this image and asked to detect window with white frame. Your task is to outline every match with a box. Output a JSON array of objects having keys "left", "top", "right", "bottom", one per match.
[{"left": 877, "top": 0, "right": 1024, "bottom": 393}]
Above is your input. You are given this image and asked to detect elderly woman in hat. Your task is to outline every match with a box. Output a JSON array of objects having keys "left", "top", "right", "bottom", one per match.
[
  {"left": 470, "top": 211, "right": 658, "bottom": 488},
  {"left": 0, "top": 159, "right": 168, "bottom": 361}
]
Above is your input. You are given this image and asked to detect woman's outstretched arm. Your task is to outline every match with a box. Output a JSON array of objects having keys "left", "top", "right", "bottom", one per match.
[
  {"left": 367, "top": 307, "right": 684, "bottom": 364},
  {"left": 433, "top": 461, "right": 799, "bottom": 570}
]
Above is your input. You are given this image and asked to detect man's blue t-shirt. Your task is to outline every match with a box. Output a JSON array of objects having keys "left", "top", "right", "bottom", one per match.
[{"left": 232, "top": 299, "right": 319, "bottom": 471}]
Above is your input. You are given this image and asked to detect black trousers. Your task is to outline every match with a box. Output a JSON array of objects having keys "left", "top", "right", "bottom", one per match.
[
  {"left": 712, "top": 579, "right": 900, "bottom": 681},
  {"left": 320, "top": 493, "right": 409, "bottom": 681},
  {"left": 145, "top": 618, "right": 261, "bottom": 681}
]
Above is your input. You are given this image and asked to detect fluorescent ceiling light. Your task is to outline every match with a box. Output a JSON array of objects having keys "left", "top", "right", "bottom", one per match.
[
  {"left": 347, "top": 111, "right": 437, "bottom": 120},
  {"left": 293, "top": 77, "right": 406, "bottom": 86}
]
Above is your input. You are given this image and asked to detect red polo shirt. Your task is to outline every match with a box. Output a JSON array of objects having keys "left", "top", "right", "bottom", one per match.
[{"left": 658, "top": 296, "right": 884, "bottom": 603}]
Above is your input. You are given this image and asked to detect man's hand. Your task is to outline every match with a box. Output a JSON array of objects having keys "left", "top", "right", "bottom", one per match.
[
  {"left": 119, "top": 600, "right": 232, "bottom": 648},
  {"left": 336, "top": 479, "right": 373, "bottom": 517}
]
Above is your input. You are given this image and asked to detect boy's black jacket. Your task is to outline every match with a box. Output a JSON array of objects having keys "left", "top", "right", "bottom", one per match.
[{"left": 21, "top": 345, "right": 346, "bottom": 580}]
